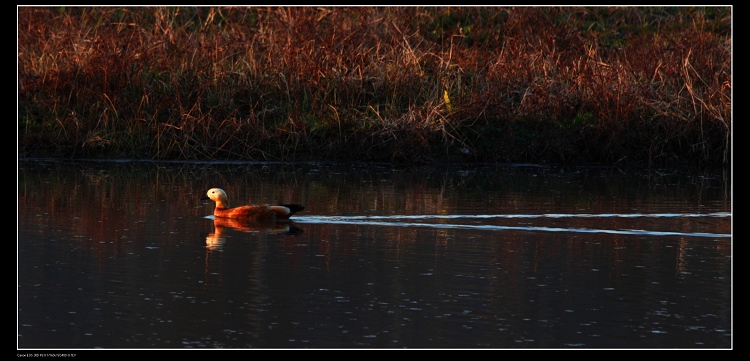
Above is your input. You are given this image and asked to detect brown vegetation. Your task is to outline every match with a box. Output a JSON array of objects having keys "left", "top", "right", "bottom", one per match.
[{"left": 17, "top": 6, "right": 731, "bottom": 167}]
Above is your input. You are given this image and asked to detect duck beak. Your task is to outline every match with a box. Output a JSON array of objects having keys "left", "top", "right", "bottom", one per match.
[{"left": 200, "top": 195, "right": 210, "bottom": 201}]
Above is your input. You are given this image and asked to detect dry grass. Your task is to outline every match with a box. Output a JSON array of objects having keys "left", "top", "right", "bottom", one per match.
[{"left": 18, "top": 6, "right": 731, "bottom": 167}]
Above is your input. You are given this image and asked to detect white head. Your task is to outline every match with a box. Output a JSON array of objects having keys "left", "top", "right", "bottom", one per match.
[
  {"left": 205, "top": 188, "right": 228, "bottom": 201},
  {"left": 204, "top": 188, "right": 230, "bottom": 208}
]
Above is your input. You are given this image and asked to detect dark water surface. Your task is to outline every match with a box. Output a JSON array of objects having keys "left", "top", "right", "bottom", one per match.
[{"left": 17, "top": 160, "right": 732, "bottom": 349}]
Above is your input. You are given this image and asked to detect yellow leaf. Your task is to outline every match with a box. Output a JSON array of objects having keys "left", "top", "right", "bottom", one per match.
[{"left": 443, "top": 89, "right": 453, "bottom": 111}]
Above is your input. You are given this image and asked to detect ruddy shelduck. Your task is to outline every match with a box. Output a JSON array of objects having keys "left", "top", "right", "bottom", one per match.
[{"left": 201, "top": 188, "right": 304, "bottom": 221}]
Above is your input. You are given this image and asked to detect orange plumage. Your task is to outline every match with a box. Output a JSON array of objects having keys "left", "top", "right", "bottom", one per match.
[{"left": 201, "top": 188, "right": 304, "bottom": 221}]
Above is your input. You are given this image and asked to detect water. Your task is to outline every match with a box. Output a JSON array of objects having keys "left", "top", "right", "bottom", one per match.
[{"left": 17, "top": 160, "right": 732, "bottom": 349}]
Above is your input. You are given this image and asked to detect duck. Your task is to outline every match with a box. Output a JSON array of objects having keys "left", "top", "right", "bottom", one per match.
[{"left": 201, "top": 188, "right": 304, "bottom": 221}]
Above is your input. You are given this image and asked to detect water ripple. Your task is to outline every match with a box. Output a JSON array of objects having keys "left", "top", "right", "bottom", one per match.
[{"left": 294, "top": 213, "right": 731, "bottom": 238}]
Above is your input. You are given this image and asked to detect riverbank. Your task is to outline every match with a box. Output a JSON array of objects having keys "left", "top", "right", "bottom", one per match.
[{"left": 18, "top": 7, "right": 731, "bottom": 167}]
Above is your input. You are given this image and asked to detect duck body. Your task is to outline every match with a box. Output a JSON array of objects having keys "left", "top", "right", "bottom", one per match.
[{"left": 201, "top": 188, "right": 304, "bottom": 221}]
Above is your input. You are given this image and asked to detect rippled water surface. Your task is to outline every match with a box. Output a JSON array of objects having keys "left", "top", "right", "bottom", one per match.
[{"left": 17, "top": 160, "right": 732, "bottom": 349}]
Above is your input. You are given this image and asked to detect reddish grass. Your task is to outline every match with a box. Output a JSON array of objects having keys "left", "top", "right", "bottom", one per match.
[{"left": 18, "top": 6, "right": 731, "bottom": 167}]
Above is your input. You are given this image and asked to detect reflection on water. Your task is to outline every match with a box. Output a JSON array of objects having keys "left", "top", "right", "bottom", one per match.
[
  {"left": 18, "top": 160, "right": 731, "bottom": 349},
  {"left": 206, "top": 217, "right": 304, "bottom": 250}
]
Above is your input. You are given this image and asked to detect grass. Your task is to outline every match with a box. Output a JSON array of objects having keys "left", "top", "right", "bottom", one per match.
[{"left": 18, "top": 6, "right": 731, "bottom": 167}]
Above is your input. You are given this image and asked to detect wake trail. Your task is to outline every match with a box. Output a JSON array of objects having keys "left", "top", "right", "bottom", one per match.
[{"left": 293, "top": 212, "right": 731, "bottom": 238}]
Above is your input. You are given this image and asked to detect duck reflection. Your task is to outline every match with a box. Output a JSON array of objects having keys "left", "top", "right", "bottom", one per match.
[{"left": 205, "top": 217, "right": 303, "bottom": 250}]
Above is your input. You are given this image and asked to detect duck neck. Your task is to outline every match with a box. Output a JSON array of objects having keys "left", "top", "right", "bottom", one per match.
[{"left": 215, "top": 198, "right": 229, "bottom": 209}]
